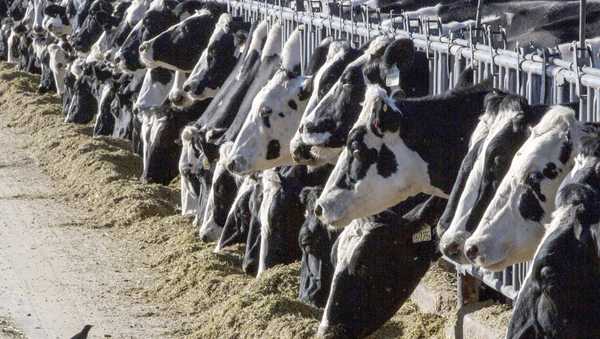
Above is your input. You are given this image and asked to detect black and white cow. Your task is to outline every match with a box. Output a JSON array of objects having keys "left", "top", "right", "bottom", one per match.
[
  {"left": 318, "top": 194, "right": 446, "bottom": 338},
  {"left": 198, "top": 142, "right": 243, "bottom": 241},
  {"left": 176, "top": 15, "right": 249, "bottom": 106},
  {"left": 439, "top": 93, "right": 551, "bottom": 263},
  {"left": 138, "top": 3, "right": 227, "bottom": 72},
  {"left": 189, "top": 21, "right": 282, "bottom": 241},
  {"left": 257, "top": 164, "right": 333, "bottom": 276},
  {"left": 214, "top": 174, "right": 260, "bottom": 252},
  {"left": 464, "top": 105, "right": 589, "bottom": 271},
  {"left": 298, "top": 185, "right": 341, "bottom": 308},
  {"left": 507, "top": 135, "right": 600, "bottom": 339},
  {"left": 290, "top": 41, "right": 361, "bottom": 166},
  {"left": 43, "top": 4, "right": 72, "bottom": 38},
  {"left": 115, "top": 1, "right": 178, "bottom": 73},
  {"left": 316, "top": 82, "right": 492, "bottom": 227},
  {"left": 293, "top": 37, "right": 429, "bottom": 167},
  {"left": 70, "top": 0, "right": 113, "bottom": 54},
  {"left": 226, "top": 27, "right": 308, "bottom": 174}
]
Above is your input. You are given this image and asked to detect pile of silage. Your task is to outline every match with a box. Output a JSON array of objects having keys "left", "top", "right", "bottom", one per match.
[{"left": 0, "top": 62, "right": 450, "bottom": 338}]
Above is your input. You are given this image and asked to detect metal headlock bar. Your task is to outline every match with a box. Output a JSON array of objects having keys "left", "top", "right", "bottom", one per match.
[{"left": 222, "top": 0, "right": 599, "bottom": 303}]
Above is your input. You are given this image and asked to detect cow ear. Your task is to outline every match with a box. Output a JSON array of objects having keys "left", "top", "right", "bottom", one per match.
[{"left": 385, "top": 38, "right": 415, "bottom": 69}]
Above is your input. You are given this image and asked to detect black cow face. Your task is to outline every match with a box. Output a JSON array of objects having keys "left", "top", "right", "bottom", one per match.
[
  {"left": 258, "top": 167, "right": 307, "bottom": 274},
  {"left": 298, "top": 186, "right": 341, "bottom": 308},
  {"left": 140, "top": 100, "right": 209, "bottom": 184},
  {"left": 199, "top": 155, "right": 240, "bottom": 242},
  {"left": 302, "top": 64, "right": 366, "bottom": 148},
  {"left": 65, "top": 74, "right": 97, "bottom": 124},
  {"left": 318, "top": 198, "right": 438, "bottom": 339},
  {"left": 182, "top": 18, "right": 246, "bottom": 102},
  {"left": 116, "top": 6, "right": 178, "bottom": 72},
  {"left": 139, "top": 10, "right": 220, "bottom": 72},
  {"left": 71, "top": 0, "right": 113, "bottom": 53},
  {"left": 215, "top": 176, "right": 259, "bottom": 251}
]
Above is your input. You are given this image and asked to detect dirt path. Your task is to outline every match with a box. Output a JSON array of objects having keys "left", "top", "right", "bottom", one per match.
[{"left": 0, "top": 128, "right": 175, "bottom": 339}]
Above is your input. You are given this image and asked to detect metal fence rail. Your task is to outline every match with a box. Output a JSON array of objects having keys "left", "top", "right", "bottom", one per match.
[{"left": 222, "top": 0, "right": 600, "bottom": 302}]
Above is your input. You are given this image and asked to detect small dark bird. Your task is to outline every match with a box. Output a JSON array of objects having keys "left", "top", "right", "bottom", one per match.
[{"left": 70, "top": 324, "right": 92, "bottom": 339}]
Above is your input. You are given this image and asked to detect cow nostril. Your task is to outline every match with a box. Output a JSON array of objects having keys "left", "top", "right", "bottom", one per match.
[
  {"left": 139, "top": 43, "right": 147, "bottom": 52},
  {"left": 314, "top": 204, "right": 323, "bottom": 217},
  {"left": 201, "top": 234, "right": 210, "bottom": 243},
  {"left": 465, "top": 245, "right": 479, "bottom": 261},
  {"left": 183, "top": 84, "right": 191, "bottom": 92},
  {"left": 443, "top": 242, "right": 460, "bottom": 258},
  {"left": 114, "top": 56, "right": 121, "bottom": 64}
]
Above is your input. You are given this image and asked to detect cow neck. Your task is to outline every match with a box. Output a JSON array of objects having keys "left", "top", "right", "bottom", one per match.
[{"left": 395, "top": 88, "right": 490, "bottom": 194}]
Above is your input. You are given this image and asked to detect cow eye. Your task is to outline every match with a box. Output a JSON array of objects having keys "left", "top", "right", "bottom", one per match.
[
  {"left": 259, "top": 107, "right": 272, "bottom": 117},
  {"left": 278, "top": 112, "right": 285, "bottom": 118},
  {"left": 56, "top": 62, "right": 63, "bottom": 68},
  {"left": 350, "top": 141, "right": 361, "bottom": 158}
]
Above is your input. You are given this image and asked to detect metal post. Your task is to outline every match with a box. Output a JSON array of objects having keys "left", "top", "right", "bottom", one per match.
[
  {"left": 475, "top": 0, "right": 483, "bottom": 42},
  {"left": 580, "top": 0, "right": 587, "bottom": 51}
]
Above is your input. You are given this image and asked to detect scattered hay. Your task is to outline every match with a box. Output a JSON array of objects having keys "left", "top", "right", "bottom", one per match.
[
  {"left": 0, "top": 62, "right": 476, "bottom": 338},
  {"left": 0, "top": 317, "right": 26, "bottom": 339},
  {"left": 472, "top": 302, "right": 512, "bottom": 332}
]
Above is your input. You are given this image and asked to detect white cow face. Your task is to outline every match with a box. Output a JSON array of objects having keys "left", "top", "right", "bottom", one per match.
[
  {"left": 134, "top": 67, "right": 174, "bottom": 112},
  {"left": 226, "top": 28, "right": 306, "bottom": 174},
  {"left": 48, "top": 43, "right": 69, "bottom": 95},
  {"left": 167, "top": 70, "right": 191, "bottom": 108},
  {"left": 226, "top": 71, "right": 309, "bottom": 174},
  {"left": 32, "top": 0, "right": 49, "bottom": 34},
  {"left": 464, "top": 106, "right": 581, "bottom": 271},
  {"left": 315, "top": 86, "right": 432, "bottom": 227},
  {"left": 179, "top": 126, "right": 206, "bottom": 216}
]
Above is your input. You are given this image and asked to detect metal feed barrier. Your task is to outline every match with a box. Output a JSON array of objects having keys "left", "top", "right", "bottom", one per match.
[{"left": 220, "top": 0, "right": 600, "bottom": 303}]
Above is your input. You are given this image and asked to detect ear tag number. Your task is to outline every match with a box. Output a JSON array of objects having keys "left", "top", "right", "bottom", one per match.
[
  {"left": 412, "top": 223, "right": 432, "bottom": 243},
  {"left": 386, "top": 65, "right": 401, "bottom": 88}
]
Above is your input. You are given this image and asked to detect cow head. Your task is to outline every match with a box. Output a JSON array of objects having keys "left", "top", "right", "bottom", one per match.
[
  {"left": 43, "top": 4, "right": 72, "bottom": 37},
  {"left": 179, "top": 125, "right": 205, "bottom": 216},
  {"left": 134, "top": 67, "right": 173, "bottom": 112},
  {"left": 290, "top": 40, "right": 359, "bottom": 166},
  {"left": 199, "top": 142, "right": 240, "bottom": 242},
  {"left": 139, "top": 7, "right": 224, "bottom": 72},
  {"left": 316, "top": 82, "right": 490, "bottom": 227},
  {"left": 227, "top": 26, "right": 314, "bottom": 174},
  {"left": 71, "top": 0, "right": 113, "bottom": 53},
  {"left": 464, "top": 106, "right": 582, "bottom": 271},
  {"left": 115, "top": 4, "right": 178, "bottom": 73},
  {"left": 180, "top": 14, "right": 248, "bottom": 105},
  {"left": 507, "top": 144, "right": 600, "bottom": 339},
  {"left": 315, "top": 86, "right": 431, "bottom": 227},
  {"left": 32, "top": 0, "right": 48, "bottom": 36},
  {"left": 298, "top": 185, "right": 340, "bottom": 308}
]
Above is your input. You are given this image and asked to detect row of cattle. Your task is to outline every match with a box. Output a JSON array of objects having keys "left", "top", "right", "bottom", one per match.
[{"left": 2, "top": 0, "right": 600, "bottom": 337}]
